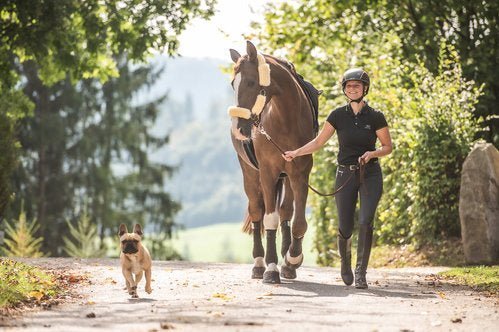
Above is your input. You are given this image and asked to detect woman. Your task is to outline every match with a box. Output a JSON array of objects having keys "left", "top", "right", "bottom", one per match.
[{"left": 283, "top": 68, "right": 392, "bottom": 289}]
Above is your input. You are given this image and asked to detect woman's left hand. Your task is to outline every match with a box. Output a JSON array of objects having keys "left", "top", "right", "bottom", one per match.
[{"left": 359, "top": 151, "right": 375, "bottom": 164}]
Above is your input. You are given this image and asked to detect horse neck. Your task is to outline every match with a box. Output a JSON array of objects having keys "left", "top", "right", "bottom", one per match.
[{"left": 267, "top": 62, "right": 312, "bottom": 129}]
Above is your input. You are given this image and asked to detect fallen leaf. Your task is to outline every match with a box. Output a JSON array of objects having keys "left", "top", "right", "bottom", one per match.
[
  {"left": 28, "top": 291, "right": 45, "bottom": 301},
  {"left": 212, "top": 293, "right": 233, "bottom": 301},
  {"left": 160, "top": 322, "right": 174, "bottom": 329}
]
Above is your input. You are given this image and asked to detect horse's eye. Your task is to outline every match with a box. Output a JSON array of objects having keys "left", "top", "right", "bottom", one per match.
[{"left": 247, "top": 81, "right": 256, "bottom": 87}]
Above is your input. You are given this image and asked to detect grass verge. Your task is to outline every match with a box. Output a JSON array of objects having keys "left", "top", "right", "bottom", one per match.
[
  {"left": 439, "top": 265, "right": 499, "bottom": 295},
  {"left": 0, "top": 257, "right": 87, "bottom": 320},
  {"left": 0, "top": 258, "right": 60, "bottom": 311}
]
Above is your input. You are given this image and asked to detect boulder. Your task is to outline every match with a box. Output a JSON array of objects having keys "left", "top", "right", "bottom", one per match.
[{"left": 459, "top": 143, "right": 499, "bottom": 264}]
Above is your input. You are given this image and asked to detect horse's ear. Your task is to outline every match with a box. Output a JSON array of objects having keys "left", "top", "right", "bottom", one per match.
[
  {"left": 246, "top": 40, "right": 258, "bottom": 61},
  {"left": 229, "top": 49, "right": 241, "bottom": 63}
]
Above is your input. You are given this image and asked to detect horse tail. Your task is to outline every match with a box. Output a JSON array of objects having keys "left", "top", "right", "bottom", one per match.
[
  {"left": 276, "top": 176, "right": 285, "bottom": 210},
  {"left": 241, "top": 212, "right": 253, "bottom": 234}
]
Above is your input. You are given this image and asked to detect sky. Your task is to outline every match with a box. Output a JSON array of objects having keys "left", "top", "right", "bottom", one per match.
[{"left": 177, "top": 0, "right": 273, "bottom": 60}]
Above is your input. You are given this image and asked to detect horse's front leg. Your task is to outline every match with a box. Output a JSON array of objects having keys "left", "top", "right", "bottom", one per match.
[
  {"left": 260, "top": 170, "right": 282, "bottom": 284},
  {"left": 285, "top": 169, "right": 311, "bottom": 272},
  {"left": 238, "top": 156, "right": 266, "bottom": 279}
]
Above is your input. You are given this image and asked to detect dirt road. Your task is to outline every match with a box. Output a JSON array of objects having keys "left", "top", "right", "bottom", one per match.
[{"left": 5, "top": 258, "right": 498, "bottom": 331}]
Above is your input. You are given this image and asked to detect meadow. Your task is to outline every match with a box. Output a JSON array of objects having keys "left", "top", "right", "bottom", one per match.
[{"left": 169, "top": 222, "right": 318, "bottom": 266}]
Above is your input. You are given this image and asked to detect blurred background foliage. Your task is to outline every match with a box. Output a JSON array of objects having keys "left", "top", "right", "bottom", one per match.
[{"left": 0, "top": 0, "right": 215, "bottom": 258}]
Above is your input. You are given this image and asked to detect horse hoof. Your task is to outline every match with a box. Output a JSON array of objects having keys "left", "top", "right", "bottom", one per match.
[
  {"left": 252, "top": 267, "right": 265, "bottom": 279},
  {"left": 263, "top": 270, "right": 281, "bottom": 284},
  {"left": 281, "top": 265, "right": 297, "bottom": 279},
  {"left": 285, "top": 253, "right": 304, "bottom": 269}
]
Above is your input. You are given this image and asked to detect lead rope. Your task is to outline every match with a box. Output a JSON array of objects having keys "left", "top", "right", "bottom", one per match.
[{"left": 255, "top": 122, "right": 365, "bottom": 197}]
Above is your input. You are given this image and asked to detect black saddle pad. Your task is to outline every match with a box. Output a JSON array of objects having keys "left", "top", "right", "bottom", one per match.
[{"left": 295, "top": 73, "right": 321, "bottom": 135}]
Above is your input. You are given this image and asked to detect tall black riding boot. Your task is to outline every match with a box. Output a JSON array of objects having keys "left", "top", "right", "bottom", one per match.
[
  {"left": 337, "top": 232, "right": 353, "bottom": 285},
  {"left": 355, "top": 224, "right": 373, "bottom": 289}
]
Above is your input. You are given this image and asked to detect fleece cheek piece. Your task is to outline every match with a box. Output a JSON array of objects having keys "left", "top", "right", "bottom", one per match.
[
  {"left": 228, "top": 106, "right": 251, "bottom": 119},
  {"left": 251, "top": 94, "right": 266, "bottom": 116},
  {"left": 257, "top": 53, "right": 271, "bottom": 87},
  {"left": 258, "top": 64, "right": 271, "bottom": 87}
]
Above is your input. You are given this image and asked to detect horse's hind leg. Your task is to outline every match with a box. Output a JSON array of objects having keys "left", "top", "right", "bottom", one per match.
[
  {"left": 250, "top": 218, "right": 265, "bottom": 279},
  {"left": 279, "top": 177, "right": 297, "bottom": 279},
  {"left": 284, "top": 172, "right": 311, "bottom": 272}
]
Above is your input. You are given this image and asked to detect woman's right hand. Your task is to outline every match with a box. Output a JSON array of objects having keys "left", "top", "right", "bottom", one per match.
[{"left": 282, "top": 150, "right": 298, "bottom": 162}]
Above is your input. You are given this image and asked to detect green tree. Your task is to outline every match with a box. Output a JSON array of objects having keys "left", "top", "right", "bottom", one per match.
[
  {"left": 0, "top": 0, "right": 215, "bottom": 222},
  {"left": 11, "top": 56, "right": 181, "bottom": 254},
  {"left": 370, "top": 1, "right": 498, "bottom": 147},
  {"left": 63, "top": 209, "right": 106, "bottom": 258},
  {"left": 2, "top": 207, "right": 46, "bottom": 257}
]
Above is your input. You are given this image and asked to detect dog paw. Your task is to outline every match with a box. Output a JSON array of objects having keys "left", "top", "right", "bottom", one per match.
[
  {"left": 146, "top": 287, "right": 152, "bottom": 294},
  {"left": 131, "top": 293, "right": 139, "bottom": 299}
]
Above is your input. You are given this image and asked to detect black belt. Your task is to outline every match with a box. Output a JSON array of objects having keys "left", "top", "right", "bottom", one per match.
[{"left": 338, "top": 160, "right": 378, "bottom": 171}]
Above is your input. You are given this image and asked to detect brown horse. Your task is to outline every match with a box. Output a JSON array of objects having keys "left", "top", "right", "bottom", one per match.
[{"left": 228, "top": 41, "right": 315, "bottom": 283}]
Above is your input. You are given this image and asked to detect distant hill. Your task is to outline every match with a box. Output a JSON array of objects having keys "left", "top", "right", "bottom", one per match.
[
  {"left": 143, "top": 56, "right": 246, "bottom": 229},
  {"left": 147, "top": 56, "right": 233, "bottom": 120}
]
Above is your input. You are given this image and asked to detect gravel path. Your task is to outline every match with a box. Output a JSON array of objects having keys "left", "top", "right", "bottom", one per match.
[{"left": 4, "top": 258, "right": 498, "bottom": 331}]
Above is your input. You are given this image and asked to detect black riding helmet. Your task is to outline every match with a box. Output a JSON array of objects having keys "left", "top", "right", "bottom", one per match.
[{"left": 341, "top": 68, "right": 370, "bottom": 102}]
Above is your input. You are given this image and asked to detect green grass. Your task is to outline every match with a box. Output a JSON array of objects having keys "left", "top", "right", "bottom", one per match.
[
  {"left": 0, "top": 258, "right": 59, "bottom": 309},
  {"left": 170, "top": 222, "right": 318, "bottom": 266},
  {"left": 439, "top": 265, "right": 499, "bottom": 294}
]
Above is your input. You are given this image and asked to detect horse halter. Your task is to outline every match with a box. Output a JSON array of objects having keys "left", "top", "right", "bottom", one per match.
[{"left": 227, "top": 53, "right": 271, "bottom": 120}]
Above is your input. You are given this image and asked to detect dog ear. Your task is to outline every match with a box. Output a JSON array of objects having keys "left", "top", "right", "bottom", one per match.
[
  {"left": 118, "top": 224, "right": 128, "bottom": 236},
  {"left": 133, "top": 224, "right": 143, "bottom": 236}
]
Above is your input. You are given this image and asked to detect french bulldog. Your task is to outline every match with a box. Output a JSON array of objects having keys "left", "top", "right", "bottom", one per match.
[{"left": 118, "top": 223, "right": 152, "bottom": 298}]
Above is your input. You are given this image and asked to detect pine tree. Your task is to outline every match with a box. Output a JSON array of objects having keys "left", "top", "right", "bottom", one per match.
[
  {"left": 10, "top": 56, "right": 181, "bottom": 254},
  {"left": 63, "top": 209, "right": 106, "bottom": 258},
  {"left": 2, "top": 208, "right": 46, "bottom": 257}
]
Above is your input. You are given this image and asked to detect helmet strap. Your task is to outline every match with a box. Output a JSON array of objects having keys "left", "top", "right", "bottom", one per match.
[{"left": 349, "top": 97, "right": 364, "bottom": 103}]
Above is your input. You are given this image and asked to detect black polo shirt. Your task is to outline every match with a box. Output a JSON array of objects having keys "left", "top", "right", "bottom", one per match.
[{"left": 326, "top": 103, "right": 388, "bottom": 165}]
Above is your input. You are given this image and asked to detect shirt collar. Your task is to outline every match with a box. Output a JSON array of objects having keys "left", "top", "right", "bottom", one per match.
[{"left": 346, "top": 102, "right": 370, "bottom": 116}]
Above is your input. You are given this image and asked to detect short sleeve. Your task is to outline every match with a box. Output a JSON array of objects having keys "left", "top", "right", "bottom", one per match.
[
  {"left": 372, "top": 110, "right": 388, "bottom": 131},
  {"left": 326, "top": 110, "right": 337, "bottom": 129}
]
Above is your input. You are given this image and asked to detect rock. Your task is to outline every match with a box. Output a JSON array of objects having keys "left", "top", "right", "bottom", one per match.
[{"left": 459, "top": 143, "right": 499, "bottom": 264}]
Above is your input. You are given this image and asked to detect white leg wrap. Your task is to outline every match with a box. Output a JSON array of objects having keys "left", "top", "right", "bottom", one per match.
[
  {"left": 263, "top": 211, "right": 279, "bottom": 230},
  {"left": 254, "top": 257, "right": 265, "bottom": 267},
  {"left": 266, "top": 262, "right": 278, "bottom": 272},
  {"left": 286, "top": 252, "right": 303, "bottom": 265}
]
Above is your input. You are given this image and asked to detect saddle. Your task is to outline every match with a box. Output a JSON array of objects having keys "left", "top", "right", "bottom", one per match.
[{"left": 284, "top": 62, "right": 322, "bottom": 136}]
